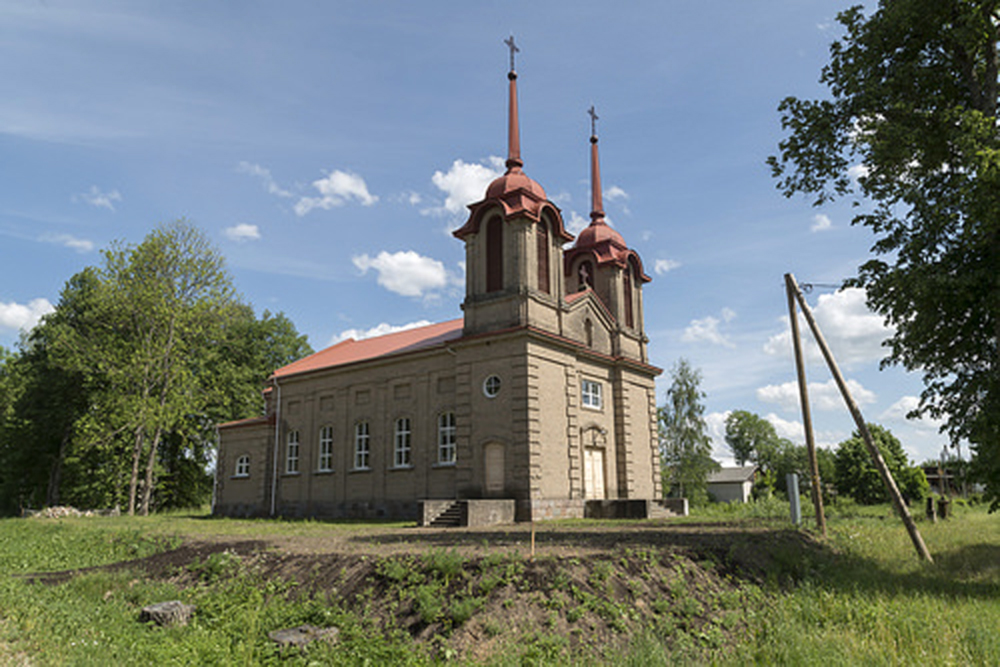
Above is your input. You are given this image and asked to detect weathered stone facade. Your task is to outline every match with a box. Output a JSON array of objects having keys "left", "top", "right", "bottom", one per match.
[{"left": 214, "top": 56, "right": 663, "bottom": 523}]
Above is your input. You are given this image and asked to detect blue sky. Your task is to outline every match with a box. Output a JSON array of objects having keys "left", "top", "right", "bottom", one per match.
[{"left": 0, "top": 1, "right": 954, "bottom": 465}]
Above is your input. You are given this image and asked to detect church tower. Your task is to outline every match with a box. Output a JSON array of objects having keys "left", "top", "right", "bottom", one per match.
[
  {"left": 453, "top": 37, "right": 573, "bottom": 337},
  {"left": 563, "top": 108, "right": 652, "bottom": 363}
]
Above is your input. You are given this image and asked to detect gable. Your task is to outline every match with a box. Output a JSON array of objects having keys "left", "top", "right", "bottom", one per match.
[{"left": 563, "top": 290, "right": 616, "bottom": 354}]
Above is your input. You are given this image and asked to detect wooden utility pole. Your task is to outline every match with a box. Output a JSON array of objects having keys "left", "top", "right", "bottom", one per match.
[
  {"left": 784, "top": 274, "right": 827, "bottom": 538},
  {"left": 785, "top": 273, "right": 933, "bottom": 563}
]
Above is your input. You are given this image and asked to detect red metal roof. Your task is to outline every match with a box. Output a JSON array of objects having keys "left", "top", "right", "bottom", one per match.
[
  {"left": 272, "top": 318, "right": 464, "bottom": 379},
  {"left": 218, "top": 415, "right": 273, "bottom": 430}
]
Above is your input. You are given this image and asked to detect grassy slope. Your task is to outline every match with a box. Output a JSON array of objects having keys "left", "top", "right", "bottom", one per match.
[{"left": 0, "top": 504, "right": 997, "bottom": 665}]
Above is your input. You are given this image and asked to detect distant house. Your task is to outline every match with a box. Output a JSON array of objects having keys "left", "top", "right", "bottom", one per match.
[{"left": 706, "top": 466, "right": 757, "bottom": 504}]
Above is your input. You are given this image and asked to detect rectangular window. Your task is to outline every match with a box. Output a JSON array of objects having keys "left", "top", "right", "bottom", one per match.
[
  {"left": 235, "top": 455, "right": 250, "bottom": 478},
  {"left": 318, "top": 425, "right": 333, "bottom": 472},
  {"left": 581, "top": 379, "right": 603, "bottom": 410},
  {"left": 354, "top": 422, "right": 370, "bottom": 470},
  {"left": 438, "top": 412, "right": 456, "bottom": 465},
  {"left": 394, "top": 417, "right": 412, "bottom": 468},
  {"left": 285, "top": 430, "right": 300, "bottom": 474}
]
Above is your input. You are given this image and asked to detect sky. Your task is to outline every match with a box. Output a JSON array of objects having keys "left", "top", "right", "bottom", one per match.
[{"left": 0, "top": 1, "right": 957, "bottom": 466}]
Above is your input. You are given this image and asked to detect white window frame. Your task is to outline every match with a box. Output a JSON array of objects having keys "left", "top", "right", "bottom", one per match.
[
  {"left": 581, "top": 379, "right": 603, "bottom": 410},
  {"left": 318, "top": 425, "right": 334, "bottom": 472},
  {"left": 483, "top": 375, "right": 501, "bottom": 398},
  {"left": 234, "top": 454, "right": 250, "bottom": 478},
  {"left": 437, "top": 412, "right": 456, "bottom": 465},
  {"left": 354, "top": 421, "right": 370, "bottom": 470},
  {"left": 393, "top": 417, "right": 412, "bottom": 468},
  {"left": 285, "top": 430, "right": 300, "bottom": 474}
]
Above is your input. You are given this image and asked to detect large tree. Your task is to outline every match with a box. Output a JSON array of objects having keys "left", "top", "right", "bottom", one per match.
[
  {"left": 0, "top": 222, "right": 312, "bottom": 515},
  {"left": 835, "top": 424, "right": 930, "bottom": 504},
  {"left": 768, "top": 1, "right": 1000, "bottom": 510},
  {"left": 659, "top": 359, "right": 719, "bottom": 501},
  {"left": 724, "top": 410, "right": 780, "bottom": 467}
]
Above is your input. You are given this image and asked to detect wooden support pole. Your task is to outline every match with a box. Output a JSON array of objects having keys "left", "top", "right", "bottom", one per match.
[
  {"left": 784, "top": 274, "right": 827, "bottom": 538},
  {"left": 785, "top": 273, "right": 933, "bottom": 563}
]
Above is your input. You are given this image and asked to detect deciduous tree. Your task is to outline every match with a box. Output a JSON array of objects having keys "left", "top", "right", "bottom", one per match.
[
  {"left": 724, "top": 410, "right": 780, "bottom": 467},
  {"left": 768, "top": 1, "right": 1000, "bottom": 510},
  {"left": 835, "top": 424, "right": 929, "bottom": 504},
  {"left": 659, "top": 359, "right": 719, "bottom": 501}
]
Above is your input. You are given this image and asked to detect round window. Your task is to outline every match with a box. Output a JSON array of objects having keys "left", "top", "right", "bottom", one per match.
[{"left": 483, "top": 375, "right": 501, "bottom": 398}]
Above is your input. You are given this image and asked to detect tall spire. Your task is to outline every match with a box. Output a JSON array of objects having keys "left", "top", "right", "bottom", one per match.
[
  {"left": 588, "top": 105, "right": 605, "bottom": 222},
  {"left": 504, "top": 35, "right": 523, "bottom": 173}
]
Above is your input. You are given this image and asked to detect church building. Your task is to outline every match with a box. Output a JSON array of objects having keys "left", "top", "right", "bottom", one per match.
[{"left": 213, "top": 44, "right": 669, "bottom": 523}]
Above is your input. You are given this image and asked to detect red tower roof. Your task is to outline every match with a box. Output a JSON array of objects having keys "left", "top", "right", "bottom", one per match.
[
  {"left": 454, "top": 39, "right": 572, "bottom": 242},
  {"left": 565, "top": 116, "right": 651, "bottom": 282}
]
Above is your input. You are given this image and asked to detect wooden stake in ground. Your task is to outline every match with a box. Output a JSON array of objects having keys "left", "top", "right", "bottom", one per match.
[
  {"left": 785, "top": 273, "right": 933, "bottom": 563},
  {"left": 785, "top": 274, "right": 827, "bottom": 538}
]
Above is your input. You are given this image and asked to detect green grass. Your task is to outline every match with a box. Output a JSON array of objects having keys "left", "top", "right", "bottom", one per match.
[
  {"left": 0, "top": 505, "right": 997, "bottom": 665},
  {"left": 715, "top": 503, "right": 1000, "bottom": 665}
]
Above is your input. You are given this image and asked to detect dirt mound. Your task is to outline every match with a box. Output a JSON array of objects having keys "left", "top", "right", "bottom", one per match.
[{"left": 22, "top": 522, "right": 829, "bottom": 661}]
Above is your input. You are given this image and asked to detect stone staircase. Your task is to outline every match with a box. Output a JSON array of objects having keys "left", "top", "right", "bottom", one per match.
[{"left": 427, "top": 501, "right": 467, "bottom": 527}]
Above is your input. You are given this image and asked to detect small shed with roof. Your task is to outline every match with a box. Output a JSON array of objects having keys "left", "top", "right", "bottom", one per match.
[{"left": 706, "top": 466, "right": 757, "bottom": 504}]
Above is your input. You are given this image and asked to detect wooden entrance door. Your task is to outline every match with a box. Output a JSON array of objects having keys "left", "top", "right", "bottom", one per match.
[
  {"left": 584, "top": 448, "right": 606, "bottom": 500},
  {"left": 484, "top": 443, "right": 505, "bottom": 496}
]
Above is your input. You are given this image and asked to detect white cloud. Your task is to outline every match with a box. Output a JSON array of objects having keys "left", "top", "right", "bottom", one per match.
[
  {"left": 352, "top": 250, "right": 449, "bottom": 298},
  {"left": 880, "top": 395, "right": 945, "bottom": 431},
  {"left": 549, "top": 191, "right": 572, "bottom": 206},
  {"left": 428, "top": 157, "right": 504, "bottom": 216},
  {"left": 811, "top": 213, "right": 832, "bottom": 232},
  {"left": 605, "top": 185, "right": 629, "bottom": 201},
  {"left": 39, "top": 233, "right": 94, "bottom": 253},
  {"left": 682, "top": 309, "right": 736, "bottom": 348},
  {"left": 764, "top": 412, "right": 804, "bottom": 441},
  {"left": 223, "top": 224, "right": 261, "bottom": 242},
  {"left": 756, "top": 378, "right": 876, "bottom": 412},
  {"left": 566, "top": 211, "right": 589, "bottom": 236},
  {"left": 0, "top": 298, "right": 54, "bottom": 333},
  {"left": 705, "top": 410, "right": 733, "bottom": 461},
  {"left": 237, "top": 161, "right": 293, "bottom": 198},
  {"left": 329, "top": 319, "right": 434, "bottom": 345},
  {"left": 848, "top": 164, "right": 870, "bottom": 181},
  {"left": 654, "top": 258, "right": 681, "bottom": 275},
  {"left": 764, "top": 287, "right": 892, "bottom": 368},
  {"left": 295, "top": 170, "right": 378, "bottom": 215},
  {"left": 75, "top": 186, "right": 122, "bottom": 211}
]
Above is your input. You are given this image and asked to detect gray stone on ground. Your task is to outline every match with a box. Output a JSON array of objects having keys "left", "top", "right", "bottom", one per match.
[
  {"left": 140, "top": 600, "right": 195, "bottom": 627},
  {"left": 268, "top": 624, "right": 340, "bottom": 650}
]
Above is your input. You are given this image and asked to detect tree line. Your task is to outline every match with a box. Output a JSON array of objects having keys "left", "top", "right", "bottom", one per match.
[
  {"left": 659, "top": 358, "right": 932, "bottom": 506},
  {"left": 0, "top": 221, "right": 312, "bottom": 516}
]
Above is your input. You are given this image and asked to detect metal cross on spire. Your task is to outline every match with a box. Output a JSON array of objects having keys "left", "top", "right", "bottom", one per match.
[
  {"left": 504, "top": 35, "right": 519, "bottom": 72},
  {"left": 588, "top": 105, "right": 599, "bottom": 137}
]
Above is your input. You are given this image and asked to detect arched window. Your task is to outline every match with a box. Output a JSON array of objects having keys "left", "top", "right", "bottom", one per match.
[
  {"left": 578, "top": 260, "right": 594, "bottom": 291},
  {"left": 285, "top": 430, "right": 300, "bottom": 474},
  {"left": 585, "top": 318, "right": 594, "bottom": 348},
  {"left": 234, "top": 455, "right": 250, "bottom": 478},
  {"left": 623, "top": 265, "right": 634, "bottom": 329},
  {"left": 486, "top": 217, "right": 503, "bottom": 293},
  {"left": 536, "top": 219, "right": 550, "bottom": 294},
  {"left": 318, "top": 425, "right": 333, "bottom": 472}
]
